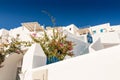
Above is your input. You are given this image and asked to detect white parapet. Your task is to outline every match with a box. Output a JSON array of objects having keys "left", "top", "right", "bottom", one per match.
[
  {"left": 21, "top": 43, "right": 46, "bottom": 80},
  {"left": 32, "top": 44, "right": 120, "bottom": 80},
  {"left": 63, "top": 30, "right": 89, "bottom": 56},
  {"left": 89, "top": 38, "right": 104, "bottom": 53}
]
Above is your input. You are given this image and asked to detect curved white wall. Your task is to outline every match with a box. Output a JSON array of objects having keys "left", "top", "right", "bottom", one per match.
[
  {"left": 32, "top": 44, "right": 120, "bottom": 80},
  {"left": 63, "top": 30, "right": 89, "bottom": 56},
  {"left": 89, "top": 38, "right": 104, "bottom": 53},
  {"left": 0, "top": 53, "right": 23, "bottom": 80}
]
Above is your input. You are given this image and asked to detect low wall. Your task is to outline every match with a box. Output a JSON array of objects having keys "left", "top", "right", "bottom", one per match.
[
  {"left": 32, "top": 44, "right": 120, "bottom": 80},
  {"left": 100, "top": 32, "right": 120, "bottom": 44},
  {"left": 89, "top": 38, "right": 104, "bottom": 52},
  {"left": 0, "top": 53, "right": 23, "bottom": 80},
  {"left": 63, "top": 30, "right": 89, "bottom": 56}
]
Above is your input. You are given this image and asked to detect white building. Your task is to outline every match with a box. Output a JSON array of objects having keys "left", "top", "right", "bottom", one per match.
[
  {"left": 1, "top": 22, "right": 120, "bottom": 80},
  {"left": 9, "top": 26, "right": 32, "bottom": 41},
  {"left": 0, "top": 28, "right": 9, "bottom": 36},
  {"left": 110, "top": 25, "right": 120, "bottom": 32},
  {"left": 9, "top": 22, "right": 44, "bottom": 41},
  {"left": 63, "top": 24, "right": 80, "bottom": 36},
  {"left": 0, "top": 29, "right": 9, "bottom": 43},
  {"left": 89, "top": 23, "right": 110, "bottom": 34}
]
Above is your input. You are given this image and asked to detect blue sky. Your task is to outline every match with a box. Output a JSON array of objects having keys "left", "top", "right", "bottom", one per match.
[{"left": 0, "top": 0, "right": 120, "bottom": 29}]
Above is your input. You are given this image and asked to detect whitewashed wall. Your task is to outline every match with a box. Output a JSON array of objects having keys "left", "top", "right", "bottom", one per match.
[
  {"left": 22, "top": 43, "right": 46, "bottom": 73},
  {"left": 9, "top": 26, "right": 32, "bottom": 41},
  {"left": 100, "top": 32, "right": 120, "bottom": 44},
  {"left": 0, "top": 29, "right": 9, "bottom": 43},
  {"left": 63, "top": 24, "right": 79, "bottom": 36},
  {"left": 32, "top": 44, "right": 120, "bottom": 80},
  {"left": 110, "top": 25, "right": 120, "bottom": 32},
  {"left": 63, "top": 30, "right": 89, "bottom": 56},
  {"left": 79, "top": 35, "right": 88, "bottom": 43},
  {"left": 89, "top": 38, "right": 104, "bottom": 53},
  {"left": 0, "top": 53, "right": 23, "bottom": 80},
  {"left": 0, "top": 29, "right": 9, "bottom": 36},
  {"left": 90, "top": 23, "right": 110, "bottom": 34},
  {"left": 21, "top": 43, "right": 46, "bottom": 80}
]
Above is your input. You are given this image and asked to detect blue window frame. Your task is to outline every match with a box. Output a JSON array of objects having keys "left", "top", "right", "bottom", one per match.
[
  {"left": 93, "top": 30, "right": 96, "bottom": 34},
  {"left": 100, "top": 29, "right": 104, "bottom": 32}
]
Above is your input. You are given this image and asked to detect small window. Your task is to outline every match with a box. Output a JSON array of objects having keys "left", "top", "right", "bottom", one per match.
[
  {"left": 100, "top": 29, "right": 104, "bottom": 32},
  {"left": 93, "top": 30, "right": 96, "bottom": 34},
  {"left": 69, "top": 28, "right": 71, "bottom": 30}
]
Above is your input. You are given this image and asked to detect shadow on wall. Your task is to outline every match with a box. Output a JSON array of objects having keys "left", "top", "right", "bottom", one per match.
[
  {"left": 89, "top": 38, "right": 104, "bottom": 53},
  {"left": 0, "top": 53, "right": 23, "bottom": 80},
  {"left": 64, "top": 30, "right": 89, "bottom": 56}
]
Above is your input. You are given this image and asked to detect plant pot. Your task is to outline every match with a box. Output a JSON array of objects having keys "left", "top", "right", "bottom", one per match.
[{"left": 47, "top": 56, "right": 59, "bottom": 64}]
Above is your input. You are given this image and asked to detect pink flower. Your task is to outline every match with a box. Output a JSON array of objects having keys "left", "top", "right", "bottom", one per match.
[
  {"left": 31, "top": 33, "right": 37, "bottom": 37},
  {"left": 60, "top": 43, "right": 64, "bottom": 47},
  {"left": 68, "top": 47, "right": 73, "bottom": 50},
  {"left": 15, "top": 50, "right": 20, "bottom": 54}
]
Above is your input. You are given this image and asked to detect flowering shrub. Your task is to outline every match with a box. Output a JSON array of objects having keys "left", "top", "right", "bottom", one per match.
[
  {"left": 31, "top": 29, "right": 74, "bottom": 64},
  {"left": 0, "top": 36, "right": 32, "bottom": 67}
]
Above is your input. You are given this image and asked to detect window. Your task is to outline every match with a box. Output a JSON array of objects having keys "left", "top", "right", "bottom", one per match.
[
  {"left": 93, "top": 30, "right": 96, "bottom": 34},
  {"left": 100, "top": 29, "right": 104, "bottom": 33}
]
